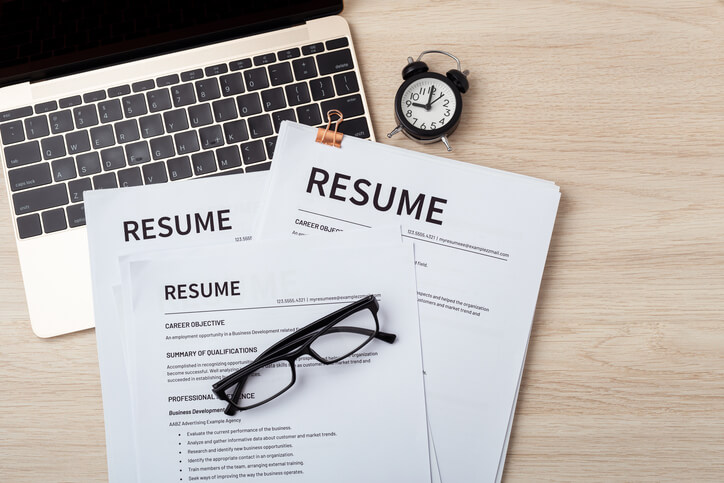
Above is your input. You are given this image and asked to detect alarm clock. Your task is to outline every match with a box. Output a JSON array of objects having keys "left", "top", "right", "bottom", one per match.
[{"left": 387, "top": 50, "right": 469, "bottom": 151}]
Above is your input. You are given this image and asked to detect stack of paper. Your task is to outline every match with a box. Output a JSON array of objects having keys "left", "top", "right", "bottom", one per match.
[{"left": 86, "top": 121, "right": 560, "bottom": 482}]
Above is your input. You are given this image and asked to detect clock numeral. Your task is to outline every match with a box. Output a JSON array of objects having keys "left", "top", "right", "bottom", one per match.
[
  {"left": 430, "top": 122, "right": 437, "bottom": 129},
  {"left": 406, "top": 109, "right": 412, "bottom": 118},
  {"left": 412, "top": 117, "right": 418, "bottom": 125},
  {"left": 439, "top": 118, "right": 445, "bottom": 125},
  {"left": 405, "top": 100, "right": 412, "bottom": 107},
  {"left": 445, "top": 109, "right": 451, "bottom": 117},
  {"left": 411, "top": 93, "right": 420, "bottom": 101},
  {"left": 443, "top": 99, "right": 449, "bottom": 107},
  {"left": 420, "top": 122, "right": 427, "bottom": 130}
]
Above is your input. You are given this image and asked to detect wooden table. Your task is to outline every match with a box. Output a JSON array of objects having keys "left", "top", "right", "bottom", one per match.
[{"left": 1, "top": 1, "right": 722, "bottom": 481}]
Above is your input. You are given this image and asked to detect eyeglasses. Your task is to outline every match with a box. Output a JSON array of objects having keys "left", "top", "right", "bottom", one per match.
[{"left": 212, "top": 295, "right": 396, "bottom": 416}]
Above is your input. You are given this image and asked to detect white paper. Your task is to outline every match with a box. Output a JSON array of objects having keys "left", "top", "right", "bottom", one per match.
[
  {"left": 256, "top": 122, "right": 561, "bottom": 482},
  {"left": 121, "top": 237, "right": 431, "bottom": 482},
  {"left": 85, "top": 172, "right": 268, "bottom": 483}
]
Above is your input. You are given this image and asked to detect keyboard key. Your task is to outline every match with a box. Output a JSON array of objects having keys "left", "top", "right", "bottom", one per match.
[
  {"left": 108, "top": 85, "right": 131, "bottom": 97},
  {"left": 229, "top": 58, "right": 252, "bottom": 71},
  {"left": 122, "top": 94, "right": 148, "bottom": 118},
  {"left": 51, "top": 157, "right": 77, "bottom": 181},
  {"left": 49, "top": 110, "right": 74, "bottom": 134},
  {"left": 156, "top": 74, "right": 180, "bottom": 87},
  {"left": 236, "top": 93, "right": 262, "bottom": 117},
  {"left": 66, "top": 130, "right": 91, "bottom": 154},
  {"left": 278, "top": 48, "right": 300, "bottom": 60},
  {"left": 338, "top": 116, "right": 370, "bottom": 139},
  {"left": 0, "top": 107, "right": 32, "bottom": 122},
  {"left": 4, "top": 140, "right": 41, "bottom": 168},
  {"left": 68, "top": 178, "right": 92, "bottom": 202},
  {"left": 17, "top": 213, "right": 42, "bottom": 238},
  {"left": 317, "top": 49, "right": 354, "bottom": 75},
  {"left": 296, "top": 103, "right": 322, "bottom": 126},
  {"left": 216, "top": 146, "right": 242, "bottom": 170},
  {"left": 189, "top": 104, "right": 213, "bottom": 127},
  {"left": 271, "top": 109, "right": 296, "bottom": 133},
  {"left": 285, "top": 83, "right": 311, "bottom": 106},
  {"left": 101, "top": 147, "right": 126, "bottom": 170},
  {"left": 205, "top": 64, "right": 228, "bottom": 76},
  {"left": 147, "top": 89, "right": 172, "bottom": 112},
  {"left": 199, "top": 125, "right": 225, "bottom": 150},
  {"left": 93, "top": 172, "right": 118, "bottom": 190},
  {"left": 167, "top": 156, "right": 192, "bottom": 181},
  {"left": 310, "top": 77, "right": 335, "bottom": 101},
  {"left": 59, "top": 96, "right": 82, "bottom": 108},
  {"left": 114, "top": 119, "right": 140, "bottom": 143},
  {"left": 325, "top": 37, "right": 349, "bottom": 50},
  {"left": 41, "top": 135, "right": 66, "bottom": 160},
  {"left": 132, "top": 79, "right": 155, "bottom": 92},
  {"left": 73, "top": 105, "right": 99, "bottom": 128},
  {"left": 174, "top": 131, "right": 200, "bottom": 155},
  {"left": 125, "top": 141, "right": 151, "bottom": 165},
  {"left": 240, "top": 140, "right": 266, "bottom": 165},
  {"left": 142, "top": 162, "right": 168, "bottom": 184},
  {"left": 76, "top": 152, "right": 101, "bottom": 176},
  {"left": 1, "top": 121, "right": 24, "bottom": 144},
  {"left": 212, "top": 98, "right": 238, "bottom": 122},
  {"left": 254, "top": 53, "right": 276, "bottom": 65},
  {"left": 118, "top": 167, "right": 143, "bottom": 187},
  {"left": 24, "top": 116, "right": 50, "bottom": 139},
  {"left": 223, "top": 120, "right": 248, "bottom": 144},
  {"left": 42, "top": 208, "right": 67, "bottom": 233},
  {"left": 261, "top": 88, "right": 286, "bottom": 111},
  {"left": 150, "top": 136, "right": 175, "bottom": 160},
  {"left": 181, "top": 69, "right": 204, "bottom": 82},
  {"left": 195, "top": 79, "right": 221, "bottom": 101},
  {"left": 244, "top": 68, "right": 269, "bottom": 91},
  {"left": 264, "top": 136, "right": 278, "bottom": 158},
  {"left": 66, "top": 203, "right": 86, "bottom": 227},
  {"left": 268, "top": 62, "right": 293, "bottom": 86},
  {"left": 34, "top": 101, "right": 57, "bottom": 114},
  {"left": 173, "top": 83, "right": 197, "bottom": 107},
  {"left": 321, "top": 94, "right": 365, "bottom": 120},
  {"left": 301, "top": 43, "right": 324, "bottom": 55},
  {"left": 9, "top": 163, "right": 52, "bottom": 191},
  {"left": 83, "top": 90, "right": 107, "bottom": 103},
  {"left": 191, "top": 151, "right": 217, "bottom": 175},
  {"left": 219, "top": 73, "right": 245, "bottom": 96},
  {"left": 139, "top": 114, "right": 164, "bottom": 138},
  {"left": 247, "top": 114, "right": 273, "bottom": 138},
  {"left": 98, "top": 99, "right": 123, "bottom": 123},
  {"left": 90, "top": 125, "right": 115, "bottom": 148},
  {"left": 333, "top": 72, "right": 360, "bottom": 95},
  {"left": 247, "top": 161, "right": 271, "bottom": 172},
  {"left": 163, "top": 109, "right": 189, "bottom": 133},
  {"left": 292, "top": 57, "right": 317, "bottom": 81},
  {"left": 12, "top": 183, "right": 68, "bottom": 215}
]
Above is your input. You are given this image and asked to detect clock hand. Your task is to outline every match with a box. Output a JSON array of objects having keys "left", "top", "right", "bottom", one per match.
[
  {"left": 429, "top": 93, "right": 444, "bottom": 106},
  {"left": 425, "top": 86, "right": 435, "bottom": 110},
  {"left": 411, "top": 102, "right": 427, "bottom": 108}
]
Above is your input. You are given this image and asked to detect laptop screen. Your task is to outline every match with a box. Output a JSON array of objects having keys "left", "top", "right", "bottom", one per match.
[{"left": 0, "top": 0, "right": 343, "bottom": 87}]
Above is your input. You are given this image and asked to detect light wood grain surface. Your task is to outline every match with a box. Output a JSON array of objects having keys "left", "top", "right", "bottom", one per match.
[{"left": 1, "top": 1, "right": 723, "bottom": 481}]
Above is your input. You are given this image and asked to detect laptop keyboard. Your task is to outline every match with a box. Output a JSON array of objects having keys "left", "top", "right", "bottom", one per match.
[{"left": 1, "top": 37, "right": 371, "bottom": 240}]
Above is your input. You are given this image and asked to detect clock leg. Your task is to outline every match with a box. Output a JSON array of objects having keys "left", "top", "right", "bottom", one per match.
[
  {"left": 387, "top": 125, "right": 403, "bottom": 138},
  {"left": 441, "top": 135, "right": 452, "bottom": 152}
]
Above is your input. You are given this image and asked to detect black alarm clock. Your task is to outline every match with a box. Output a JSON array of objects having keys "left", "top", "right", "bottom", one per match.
[{"left": 387, "top": 50, "right": 469, "bottom": 151}]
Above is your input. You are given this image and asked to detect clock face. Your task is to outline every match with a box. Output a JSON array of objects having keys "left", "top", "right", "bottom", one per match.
[{"left": 399, "top": 75, "right": 458, "bottom": 133}]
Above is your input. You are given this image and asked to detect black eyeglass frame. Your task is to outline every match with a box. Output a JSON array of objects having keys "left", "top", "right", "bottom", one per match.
[{"left": 212, "top": 295, "right": 396, "bottom": 414}]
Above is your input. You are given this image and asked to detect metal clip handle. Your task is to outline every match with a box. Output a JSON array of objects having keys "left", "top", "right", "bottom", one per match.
[{"left": 316, "top": 109, "right": 344, "bottom": 148}]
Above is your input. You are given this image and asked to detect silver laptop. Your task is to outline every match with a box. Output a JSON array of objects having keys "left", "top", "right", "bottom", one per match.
[{"left": 0, "top": 0, "right": 374, "bottom": 337}]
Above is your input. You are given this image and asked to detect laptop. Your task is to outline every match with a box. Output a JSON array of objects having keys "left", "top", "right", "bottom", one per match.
[{"left": 0, "top": 0, "right": 374, "bottom": 337}]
